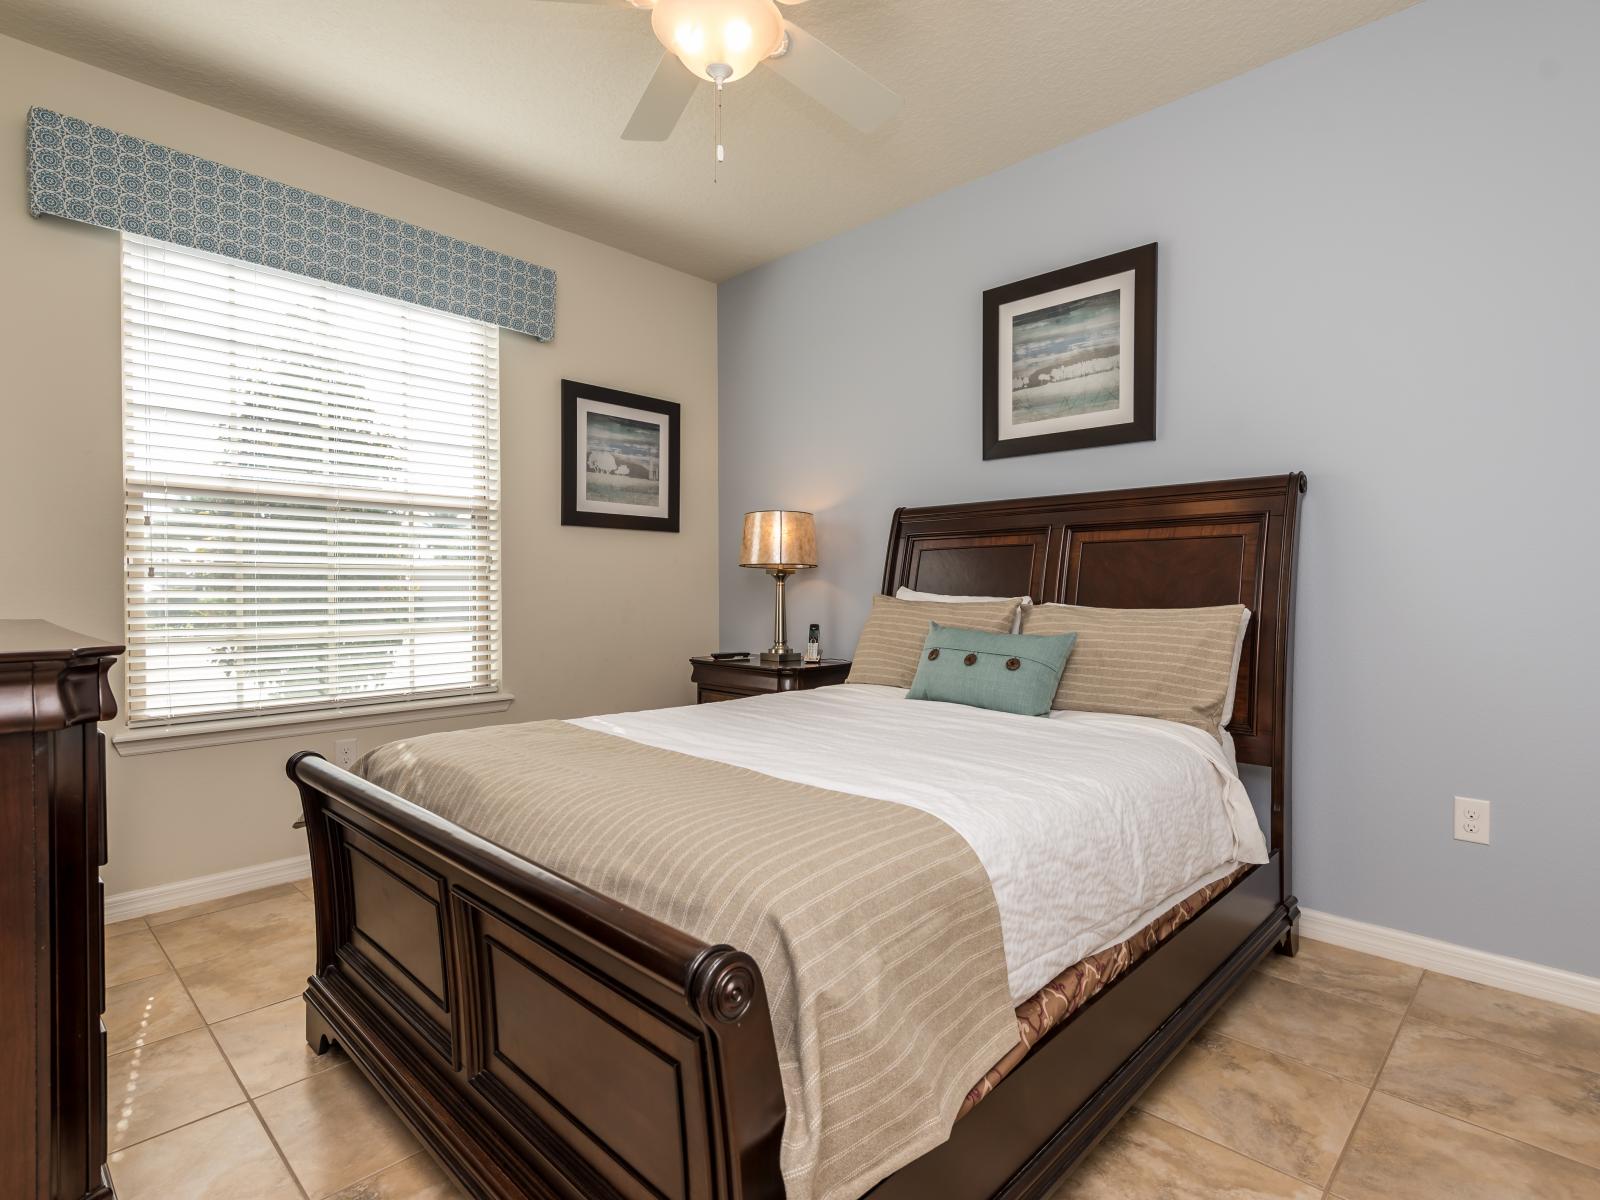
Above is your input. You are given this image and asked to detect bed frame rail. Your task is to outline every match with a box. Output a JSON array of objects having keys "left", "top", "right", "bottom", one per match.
[
  {"left": 288, "top": 751, "right": 786, "bottom": 1200},
  {"left": 867, "top": 859, "right": 1284, "bottom": 1199}
]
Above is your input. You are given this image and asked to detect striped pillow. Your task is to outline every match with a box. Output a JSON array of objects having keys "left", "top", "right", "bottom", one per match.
[
  {"left": 848, "top": 595, "right": 1020, "bottom": 688},
  {"left": 895, "top": 587, "right": 1033, "bottom": 633},
  {"left": 1020, "top": 603, "right": 1248, "bottom": 738}
]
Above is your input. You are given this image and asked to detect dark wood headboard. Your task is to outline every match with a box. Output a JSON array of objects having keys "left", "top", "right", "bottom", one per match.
[{"left": 880, "top": 473, "right": 1306, "bottom": 783}]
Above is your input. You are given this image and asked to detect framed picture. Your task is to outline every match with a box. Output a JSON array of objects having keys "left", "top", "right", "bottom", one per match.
[
  {"left": 982, "top": 242, "right": 1157, "bottom": 460},
  {"left": 560, "top": 379, "right": 681, "bottom": 532}
]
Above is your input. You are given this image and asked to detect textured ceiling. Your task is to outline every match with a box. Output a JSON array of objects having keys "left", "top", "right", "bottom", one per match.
[{"left": 0, "top": 0, "right": 1416, "bottom": 280}]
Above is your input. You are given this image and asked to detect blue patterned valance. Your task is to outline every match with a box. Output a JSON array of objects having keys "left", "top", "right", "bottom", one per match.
[{"left": 26, "top": 107, "right": 555, "bottom": 340}]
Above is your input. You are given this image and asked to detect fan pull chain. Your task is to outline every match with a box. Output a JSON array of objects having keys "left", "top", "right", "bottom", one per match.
[{"left": 714, "top": 76, "right": 725, "bottom": 183}]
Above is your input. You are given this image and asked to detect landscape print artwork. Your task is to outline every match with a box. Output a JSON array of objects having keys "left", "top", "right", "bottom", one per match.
[
  {"left": 584, "top": 410, "right": 661, "bottom": 508},
  {"left": 1010, "top": 288, "right": 1121, "bottom": 425},
  {"left": 982, "top": 243, "right": 1157, "bottom": 459},
  {"left": 561, "top": 379, "right": 681, "bottom": 532}
]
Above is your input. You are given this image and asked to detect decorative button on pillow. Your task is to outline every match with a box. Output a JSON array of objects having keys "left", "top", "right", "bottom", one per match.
[{"left": 907, "top": 623, "right": 1077, "bottom": 717}]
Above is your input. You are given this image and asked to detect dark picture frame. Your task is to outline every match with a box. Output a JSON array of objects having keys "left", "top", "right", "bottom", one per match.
[
  {"left": 982, "top": 242, "right": 1158, "bottom": 460},
  {"left": 560, "top": 379, "right": 681, "bottom": 532}
]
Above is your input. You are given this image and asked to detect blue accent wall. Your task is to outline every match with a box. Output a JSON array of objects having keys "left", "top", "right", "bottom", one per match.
[{"left": 717, "top": 0, "right": 1600, "bottom": 974}]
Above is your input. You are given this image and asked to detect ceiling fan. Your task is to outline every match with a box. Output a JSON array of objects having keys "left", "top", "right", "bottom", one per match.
[{"left": 550, "top": 0, "right": 900, "bottom": 142}]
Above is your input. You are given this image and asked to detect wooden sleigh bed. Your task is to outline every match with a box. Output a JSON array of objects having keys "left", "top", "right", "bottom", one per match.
[{"left": 288, "top": 471, "right": 1306, "bottom": 1200}]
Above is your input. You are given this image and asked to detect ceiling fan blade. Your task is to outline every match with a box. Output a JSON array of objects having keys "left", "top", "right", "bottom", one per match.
[
  {"left": 622, "top": 53, "right": 699, "bottom": 141},
  {"left": 765, "top": 20, "right": 900, "bottom": 133}
]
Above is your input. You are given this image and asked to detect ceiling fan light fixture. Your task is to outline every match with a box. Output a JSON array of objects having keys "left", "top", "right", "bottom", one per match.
[
  {"left": 674, "top": 20, "right": 706, "bottom": 55},
  {"left": 651, "top": 0, "right": 784, "bottom": 83}
]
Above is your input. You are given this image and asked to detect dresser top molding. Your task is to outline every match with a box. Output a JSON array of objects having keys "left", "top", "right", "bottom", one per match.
[{"left": 0, "top": 620, "right": 124, "bottom": 733}]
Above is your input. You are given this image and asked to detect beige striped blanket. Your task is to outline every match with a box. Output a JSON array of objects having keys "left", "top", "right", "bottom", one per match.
[{"left": 358, "top": 721, "right": 1017, "bottom": 1200}]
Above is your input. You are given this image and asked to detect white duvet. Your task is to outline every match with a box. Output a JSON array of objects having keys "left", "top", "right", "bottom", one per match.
[{"left": 572, "top": 684, "right": 1267, "bottom": 1005}]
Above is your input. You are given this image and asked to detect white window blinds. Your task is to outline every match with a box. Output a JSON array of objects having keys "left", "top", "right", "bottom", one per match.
[{"left": 121, "top": 234, "right": 501, "bottom": 727}]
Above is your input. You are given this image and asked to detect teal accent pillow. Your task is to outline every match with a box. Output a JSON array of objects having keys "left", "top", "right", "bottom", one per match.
[{"left": 907, "top": 623, "right": 1077, "bottom": 717}]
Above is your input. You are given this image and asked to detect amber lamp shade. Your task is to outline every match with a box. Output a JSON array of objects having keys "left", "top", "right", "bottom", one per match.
[
  {"left": 739, "top": 510, "right": 817, "bottom": 570},
  {"left": 739, "top": 511, "right": 816, "bottom": 662}
]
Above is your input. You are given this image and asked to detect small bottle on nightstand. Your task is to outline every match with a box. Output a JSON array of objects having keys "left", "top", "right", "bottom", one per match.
[{"left": 803, "top": 624, "right": 822, "bottom": 664}]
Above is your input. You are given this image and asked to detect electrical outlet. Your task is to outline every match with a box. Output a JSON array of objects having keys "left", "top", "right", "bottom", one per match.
[
  {"left": 335, "top": 737, "right": 359, "bottom": 770},
  {"left": 1454, "top": 796, "right": 1491, "bottom": 845}
]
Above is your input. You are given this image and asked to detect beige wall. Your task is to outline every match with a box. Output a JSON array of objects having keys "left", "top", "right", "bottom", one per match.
[{"left": 0, "top": 35, "right": 719, "bottom": 895}]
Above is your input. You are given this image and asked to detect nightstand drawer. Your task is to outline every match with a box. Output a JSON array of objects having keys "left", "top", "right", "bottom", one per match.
[{"left": 689, "top": 656, "right": 851, "bottom": 704}]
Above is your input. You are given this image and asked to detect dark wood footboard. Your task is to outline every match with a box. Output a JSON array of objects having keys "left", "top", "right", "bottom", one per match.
[
  {"left": 288, "top": 751, "right": 787, "bottom": 1200},
  {"left": 292, "top": 746, "right": 1292, "bottom": 1200}
]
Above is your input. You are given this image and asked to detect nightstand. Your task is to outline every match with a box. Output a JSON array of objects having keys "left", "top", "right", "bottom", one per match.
[{"left": 690, "top": 656, "right": 851, "bottom": 703}]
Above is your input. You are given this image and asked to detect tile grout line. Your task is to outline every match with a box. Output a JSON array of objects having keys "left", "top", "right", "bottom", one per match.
[
  {"left": 164, "top": 911, "right": 315, "bottom": 1200},
  {"left": 1317, "top": 964, "right": 1426, "bottom": 1196},
  {"left": 104, "top": 919, "right": 198, "bottom": 1154},
  {"left": 132, "top": 887, "right": 421, "bottom": 1198},
  {"left": 1285, "top": 943, "right": 1600, "bottom": 1066},
  {"left": 106, "top": 979, "right": 307, "bottom": 1059},
  {"left": 1131, "top": 957, "right": 1385, "bottom": 1193},
  {"left": 1081, "top": 954, "right": 1597, "bottom": 1196},
  {"left": 242, "top": 1056, "right": 420, "bottom": 1198},
  {"left": 125, "top": 899, "right": 316, "bottom": 1200},
  {"left": 1176, "top": 1027, "right": 1366, "bottom": 1192},
  {"left": 200, "top": 1024, "right": 314, "bottom": 1200},
  {"left": 105, "top": 936, "right": 225, "bottom": 1158},
  {"left": 1259, "top": 949, "right": 1600, "bottom": 1184},
  {"left": 1363, "top": 978, "right": 1600, "bottom": 1177},
  {"left": 109, "top": 1102, "right": 262, "bottom": 1163},
  {"left": 142, "top": 887, "right": 314, "bottom": 1014},
  {"left": 333, "top": 1153, "right": 432, "bottom": 1199},
  {"left": 1154, "top": 949, "right": 1428, "bottom": 1194},
  {"left": 1119, "top": 947, "right": 1411, "bottom": 1191},
  {"left": 1129, "top": 1109, "right": 1318, "bottom": 1193},
  {"left": 1258, "top": 951, "right": 1419, "bottom": 1016},
  {"left": 1391, "top": 1003, "right": 1600, "bottom": 1082},
  {"left": 1255, "top": 952, "right": 1600, "bottom": 1154},
  {"left": 1398, "top": 973, "right": 1600, "bottom": 1073},
  {"left": 140, "top": 883, "right": 306, "bottom": 932},
  {"left": 1211, "top": 972, "right": 1405, "bottom": 1087},
  {"left": 108, "top": 895, "right": 317, "bottom": 1056},
  {"left": 1367, "top": 1093, "right": 1600, "bottom": 1181}
]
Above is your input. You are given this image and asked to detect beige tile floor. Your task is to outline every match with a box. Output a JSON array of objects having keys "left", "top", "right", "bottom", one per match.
[{"left": 105, "top": 881, "right": 1600, "bottom": 1199}]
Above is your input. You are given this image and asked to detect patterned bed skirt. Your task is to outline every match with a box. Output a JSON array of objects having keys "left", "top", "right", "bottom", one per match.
[{"left": 959, "top": 865, "right": 1250, "bottom": 1117}]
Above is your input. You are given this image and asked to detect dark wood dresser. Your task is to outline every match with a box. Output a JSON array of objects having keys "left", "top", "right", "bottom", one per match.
[{"left": 0, "top": 622, "right": 122, "bottom": 1200}]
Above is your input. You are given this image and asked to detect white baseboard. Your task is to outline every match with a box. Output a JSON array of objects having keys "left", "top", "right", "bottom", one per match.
[
  {"left": 1300, "top": 908, "right": 1600, "bottom": 1015},
  {"left": 105, "top": 854, "right": 311, "bottom": 923}
]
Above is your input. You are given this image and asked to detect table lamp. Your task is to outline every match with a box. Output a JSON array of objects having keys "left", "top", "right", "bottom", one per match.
[{"left": 740, "top": 510, "right": 817, "bottom": 663}]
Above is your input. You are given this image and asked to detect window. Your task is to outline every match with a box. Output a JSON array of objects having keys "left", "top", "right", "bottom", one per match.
[{"left": 121, "top": 234, "right": 501, "bottom": 730}]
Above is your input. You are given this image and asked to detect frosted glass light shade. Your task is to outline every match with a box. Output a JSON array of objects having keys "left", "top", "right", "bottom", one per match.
[
  {"left": 740, "top": 510, "right": 817, "bottom": 570},
  {"left": 651, "top": 0, "right": 786, "bottom": 83}
]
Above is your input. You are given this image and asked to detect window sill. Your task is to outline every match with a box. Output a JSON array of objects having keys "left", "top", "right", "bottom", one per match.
[{"left": 111, "top": 691, "right": 516, "bottom": 757}]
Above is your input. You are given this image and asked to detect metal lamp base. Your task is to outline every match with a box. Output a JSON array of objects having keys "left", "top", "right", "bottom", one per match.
[
  {"left": 761, "top": 568, "right": 804, "bottom": 666},
  {"left": 749, "top": 565, "right": 812, "bottom": 666}
]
